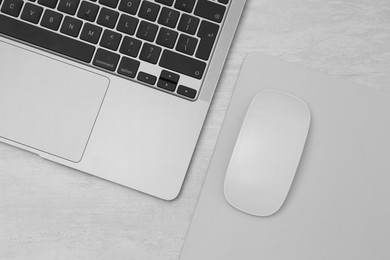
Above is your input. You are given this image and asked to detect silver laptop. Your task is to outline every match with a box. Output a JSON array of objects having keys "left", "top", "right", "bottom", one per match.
[{"left": 0, "top": 0, "right": 246, "bottom": 200}]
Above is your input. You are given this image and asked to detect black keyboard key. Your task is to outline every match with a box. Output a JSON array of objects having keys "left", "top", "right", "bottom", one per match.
[
  {"left": 158, "top": 7, "right": 179, "bottom": 28},
  {"left": 178, "top": 14, "right": 199, "bottom": 35},
  {"left": 218, "top": 0, "right": 229, "bottom": 4},
  {"left": 77, "top": 1, "right": 99, "bottom": 22},
  {"left": 138, "top": 1, "right": 160, "bottom": 22},
  {"left": 160, "top": 70, "right": 179, "bottom": 83},
  {"left": 93, "top": 48, "right": 120, "bottom": 71},
  {"left": 139, "top": 43, "right": 162, "bottom": 64},
  {"left": 58, "top": 0, "right": 80, "bottom": 15},
  {"left": 136, "top": 20, "right": 158, "bottom": 42},
  {"left": 176, "top": 34, "right": 198, "bottom": 55},
  {"left": 138, "top": 71, "right": 157, "bottom": 85},
  {"left": 194, "top": 0, "right": 225, "bottom": 23},
  {"left": 60, "top": 16, "right": 82, "bottom": 37},
  {"left": 177, "top": 85, "right": 197, "bottom": 99},
  {"left": 97, "top": 7, "right": 119, "bottom": 28},
  {"left": 156, "top": 27, "right": 178, "bottom": 49},
  {"left": 99, "top": 0, "right": 119, "bottom": 8},
  {"left": 174, "top": 0, "right": 195, "bottom": 13},
  {"left": 100, "top": 29, "right": 122, "bottom": 51},
  {"left": 21, "top": 3, "right": 43, "bottom": 24},
  {"left": 1, "top": 0, "right": 24, "bottom": 17},
  {"left": 80, "top": 23, "right": 102, "bottom": 44},
  {"left": 120, "top": 36, "right": 142, "bottom": 57},
  {"left": 38, "top": 0, "right": 58, "bottom": 8},
  {"left": 118, "top": 0, "right": 140, "bottom": 15},
  {"left": 117, "top": 14, "right": 139, "bottom": 35},
  {"left": 156, "top": 0, "right": 173, "bottom": 6},
  {"left": 41, "top": 9, "right": 63, "bottom": 30},
  {"left": 118, "top": 56, "right": 140, "bottom": 78},
  {"left": 196, "top": 20, "right": 219, "bottom": 60},
  {"left": 157, "top": 79, "right": 176, "bottom": 92},
  {"left": 0, "top": 14, "right": 95, "bottom": 63},
  {"left": 159, "top": 50, "right": 206, "bottom": 79}
]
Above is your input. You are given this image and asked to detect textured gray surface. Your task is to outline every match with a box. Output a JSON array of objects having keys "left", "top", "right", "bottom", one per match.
[{"left": 1, "top": 0, "right": 390, "bottom": 259}]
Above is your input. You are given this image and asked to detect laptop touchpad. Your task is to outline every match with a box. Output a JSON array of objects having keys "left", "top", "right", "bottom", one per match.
[{"left": 0, "top": 41, "right": 108, "bottom": 162}]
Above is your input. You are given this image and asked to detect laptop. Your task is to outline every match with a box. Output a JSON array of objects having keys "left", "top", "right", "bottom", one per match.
[{"left": 0, "top": 0, "right": 246, "bottom": 200}]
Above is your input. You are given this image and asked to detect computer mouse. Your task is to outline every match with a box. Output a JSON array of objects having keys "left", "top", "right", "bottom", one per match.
[{"left": 224, "top": 90, "right": 311, "bottom": 217}]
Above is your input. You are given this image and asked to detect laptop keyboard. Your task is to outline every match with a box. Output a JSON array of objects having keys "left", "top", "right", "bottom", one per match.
[{"left": 0, "top": 0, "right": 230, "bottom": 100}]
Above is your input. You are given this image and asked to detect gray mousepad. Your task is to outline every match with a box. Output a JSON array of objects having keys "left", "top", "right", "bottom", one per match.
[{"left": 180, "top": 53, "right": 390, "bottom": 260}]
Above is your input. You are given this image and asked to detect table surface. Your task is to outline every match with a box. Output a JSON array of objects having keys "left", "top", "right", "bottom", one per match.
[{"left": 1, "top": 0, "right": 389, "bottom": 259}]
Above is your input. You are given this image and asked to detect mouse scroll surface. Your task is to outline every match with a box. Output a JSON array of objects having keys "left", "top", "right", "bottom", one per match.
[{"left": 224, "top": 90, "right": 311, "bottom": 217}]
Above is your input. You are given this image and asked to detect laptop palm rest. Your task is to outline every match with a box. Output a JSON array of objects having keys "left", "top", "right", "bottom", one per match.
[{"left": 0, "top": 41, "right": 108, "bottom": 162}]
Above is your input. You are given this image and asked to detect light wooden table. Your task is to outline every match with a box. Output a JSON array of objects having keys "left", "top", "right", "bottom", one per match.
[{"left": 1, "top": 0, "right": 389, "bottom": 259}]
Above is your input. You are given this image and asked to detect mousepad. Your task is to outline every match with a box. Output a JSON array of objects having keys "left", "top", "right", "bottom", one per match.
[{"left": 180, "top": 53, "right": 390, "bottom": 259}]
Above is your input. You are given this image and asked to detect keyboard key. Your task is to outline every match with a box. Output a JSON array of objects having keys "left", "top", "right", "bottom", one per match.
[
  {"left": 176, "top": 34, "right": 198, "bottom": 55},
  {"left": 118, "top": 0, "right": 140, "bottom": 15},
  {"left": 77, "top": 1, "right": 99, "bottom": 22},
  {"left": 60, "top": 16, "right": 83, "bottom": 37},
  {"left": 58, "top": 0, "right": 80, "bottom": 16},
  {"left": 196, "top": 20, "right": 219, "bottom": 60},
  {"left": 157, "top": 79, "right": 176, "bottom": 92},
  {"left": 174, "top": 0, "right": 195, "bottom": 13},
  {"left": 99, "top": 0, "right": 119, "bottom": 8},
  {"left": 38, "top": 0, "right": 58, "bottom": 8},
  {"left": 0, "top": 0, "right": 227, "bottom": 100},
  {"left": 0, "top": 14, "right": 95, "bottom": 63},
  {"left": 1, "top": 0, "right": 24, "bottom": 17},
  {"left": 118, "top": 56, "right": 140, "bottom": 78},
  {"left": 160, "top": 70, "right": 179, "bottom": 83},
  {"left": 178, "top": 14, "right": 199, "bottom": 35},
  {"left": 218, "top": 0, "right": 229, "bottom": 4},
  {"left": 194, "top": 0, "right": 225, "bottom": 23},
  {"left": 138, "top": 71, "right": 157, "bottom": 85},
  {"left": 159, "top": 50, "right": 206, "bottom": 79},
  {"left": 97, "top": 7, "right": 119, "bottom": 29},
  {"left": 156, "top": 27, "right": 178, "bottom": 49},
  {"left": 41, "top": 9, "right": 63, "bottom": 30},
  {"left": 155, "top": 0, "right": 173, "bottom": 6},
  {"left": 138, "top": 0, "right": 160, "bottom": 22},
  {"left": 80, "top": 23, "right": 102, "bottom": 44},
  {"left": 136, "top": 21, "right": 158, "bottom": 42},
  {"left": 93, "top": 48, "right": 120, "bottom": 71},
  {"left": 117, "top": 14, "right": 139, "bottom": 35},
  {"left": 177, "top": 85, "right": 197, "bottom": 99},
  {"left": 139, "top": 43, "right": 162, "bottom": 64},
  {"left": 21, "top": 3, "right": 43, "bottom": 24},
  {"left": 100, "top": 29, "right": 122, "bottom": 51},
  {"left": 119, "top": 36, "right": 142, "bottom": 57},
  {"left": 158, "top": 7, "right": 179, "bottom": 28}
]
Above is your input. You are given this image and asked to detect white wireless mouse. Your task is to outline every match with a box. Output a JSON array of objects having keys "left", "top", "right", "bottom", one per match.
[{"left": 224, "top": 90, "right": 311, "bottom": 217}]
